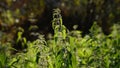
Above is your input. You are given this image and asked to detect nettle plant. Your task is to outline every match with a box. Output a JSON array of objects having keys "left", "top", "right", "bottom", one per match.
[
  {"left": 50, "top": 8, "right": 78, "bottom": 68},
  {"left": 1, "top": 8, "right": 120, "bottom": 68}
]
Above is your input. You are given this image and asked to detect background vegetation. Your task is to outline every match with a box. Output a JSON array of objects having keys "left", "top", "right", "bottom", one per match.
[{"left": 0, "top": 0, "right": 120, "bottom": 68}]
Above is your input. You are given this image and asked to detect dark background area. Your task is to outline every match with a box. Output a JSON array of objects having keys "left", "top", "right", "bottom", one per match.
[{"left": 0, "top": 0, "right": 120, "bottom": 42}]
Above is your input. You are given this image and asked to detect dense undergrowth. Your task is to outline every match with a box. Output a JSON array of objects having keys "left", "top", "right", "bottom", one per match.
[{"left": 0, "top": 8, "right": 120, "bottom": 68}]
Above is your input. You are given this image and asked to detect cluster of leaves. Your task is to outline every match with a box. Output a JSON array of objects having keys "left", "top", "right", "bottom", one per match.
[{"left": 0, "top": 8, "right": 120, "bottom": 68}]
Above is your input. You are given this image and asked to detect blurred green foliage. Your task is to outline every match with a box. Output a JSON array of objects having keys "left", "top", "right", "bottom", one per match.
[
  {"left": 0, "top": 0, "right": 119, "bottom": 43},
  {"left": 0, "top": 0, "right": 120, "bottom": 27}
]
